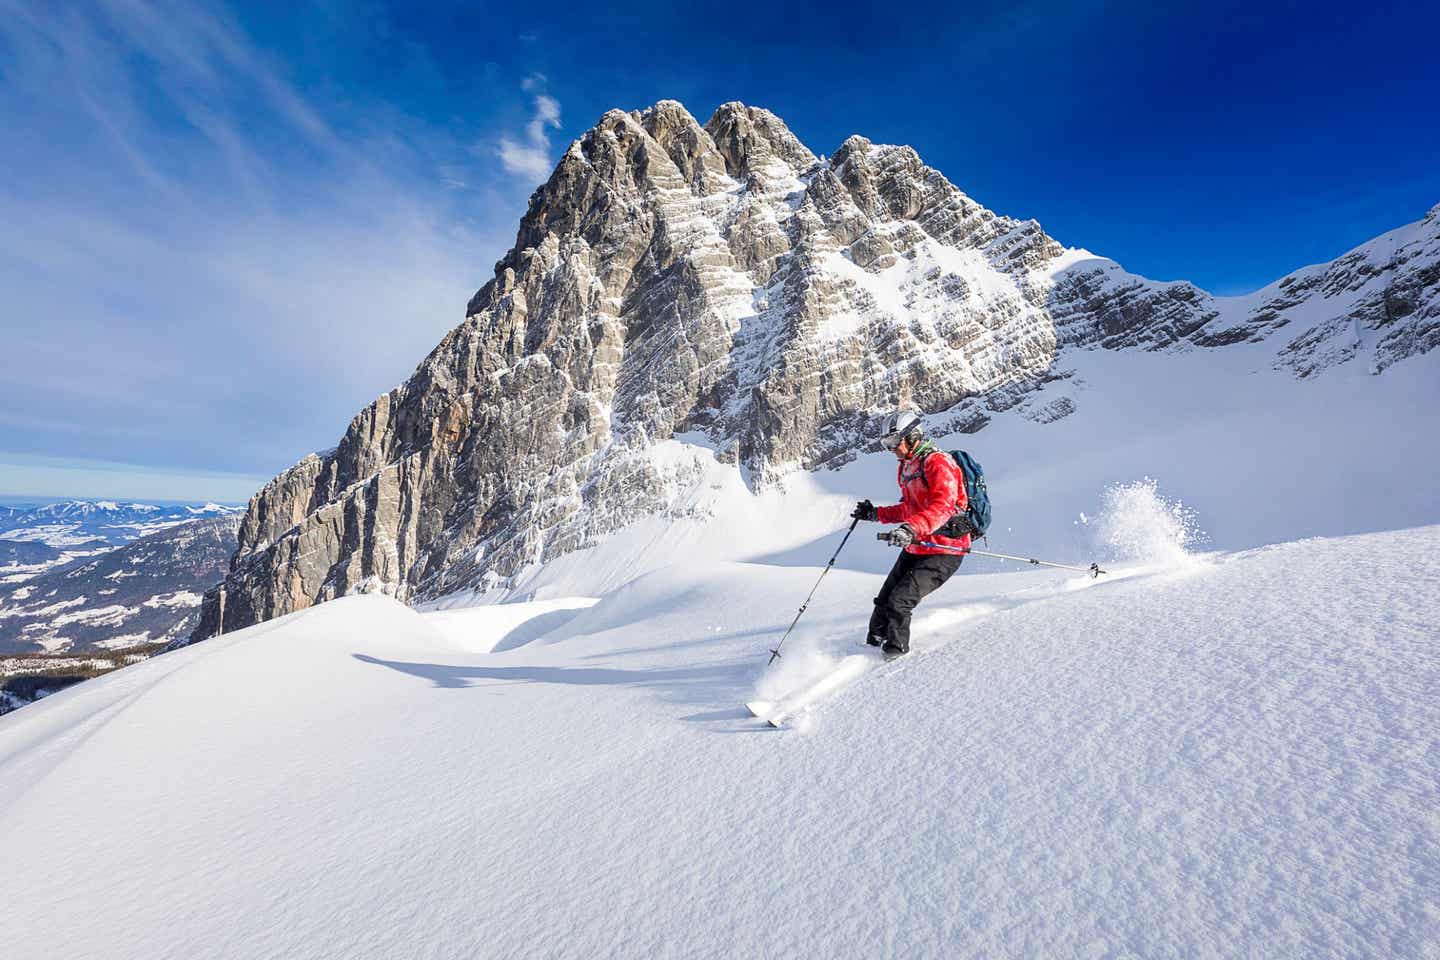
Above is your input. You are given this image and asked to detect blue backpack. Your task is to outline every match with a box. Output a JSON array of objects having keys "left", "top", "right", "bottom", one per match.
[{"left": 924, "top": 449, "right": 992, "bottom": 538}]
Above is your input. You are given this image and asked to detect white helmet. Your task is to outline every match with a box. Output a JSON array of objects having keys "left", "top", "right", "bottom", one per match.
[{"left": 879, "top": 408, "right": 924, "bottom": 450}]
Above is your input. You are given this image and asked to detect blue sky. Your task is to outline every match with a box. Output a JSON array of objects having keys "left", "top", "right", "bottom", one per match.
[{"left": 3, "top": 0, "right": 1437, "bottom": 501}]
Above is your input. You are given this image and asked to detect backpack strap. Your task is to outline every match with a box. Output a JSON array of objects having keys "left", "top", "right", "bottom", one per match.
[
  {"left": 915, "top": 450, "right": 963, "bottom": 512},
  {"left": 913, "top": 446, "right": 940, "bottom": 487},
  {"left": 918, "top": 449, "right": 970, "bottom": 536}
]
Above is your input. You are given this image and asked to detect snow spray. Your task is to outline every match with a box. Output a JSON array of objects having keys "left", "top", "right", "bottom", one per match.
[
  {"left": 1090, "top": 478, "right": 1205, "bottom": 567},
  {"left": 754, "top": 637, "right": 840, "bottom": 703}
]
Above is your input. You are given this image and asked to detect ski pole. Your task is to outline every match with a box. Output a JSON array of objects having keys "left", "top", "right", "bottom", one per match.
[
  {"left": 878, "top": 533, "right": 1106, "bottom": 578},
  {"left": 768, "top": 518, "right": 859, "bottom": 666}
]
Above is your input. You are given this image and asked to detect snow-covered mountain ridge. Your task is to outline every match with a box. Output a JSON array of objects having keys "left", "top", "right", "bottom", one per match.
[
  {"left": 1, "top": 500, "right": 241, "bottom": 584},
  {"left": 1, "top": 499, "right": 237, "bottom": 539},
  {"left": 5, "top": 522, "right": 1436, "bottom": 958},
  {"left": 195, "top": 100, "right": 1439, "bottom": 640}
]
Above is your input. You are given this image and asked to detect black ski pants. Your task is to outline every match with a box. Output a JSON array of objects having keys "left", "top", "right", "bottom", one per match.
[{"left": 866, "top": 551, "right": 963, "bottom": 653}]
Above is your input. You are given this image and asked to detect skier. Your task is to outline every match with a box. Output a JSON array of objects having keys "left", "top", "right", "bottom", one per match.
[{"left": 851, "top": 409, "right": 970, "bottom": 660}]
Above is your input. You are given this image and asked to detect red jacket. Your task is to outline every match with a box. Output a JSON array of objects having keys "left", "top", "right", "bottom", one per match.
[{"left": 876, "top": 447, "right": 971, "bottom": 556}]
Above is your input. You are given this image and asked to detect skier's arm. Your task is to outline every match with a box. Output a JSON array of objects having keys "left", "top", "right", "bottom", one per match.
[{"left": 875, "top": 502, "right": 904, "bottom": 524}]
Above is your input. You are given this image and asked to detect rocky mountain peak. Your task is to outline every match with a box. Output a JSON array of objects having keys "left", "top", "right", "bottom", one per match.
[
  {"left": 631, "top": 100, "right": 731, "bottom": 193},
  {"left": 196, "top": 101, "right": 1440, "bottom": 642},
  {"left": 703, "top": 101, "right": 817, "bottom": 182}
]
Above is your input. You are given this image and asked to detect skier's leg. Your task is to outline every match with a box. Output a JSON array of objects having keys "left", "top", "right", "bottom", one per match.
[
  {"left": 878, "top": 553, "right": 963, "bottom": 653},
  {"left": 867, "top": 553, "right": 917, "bottom": 646}
]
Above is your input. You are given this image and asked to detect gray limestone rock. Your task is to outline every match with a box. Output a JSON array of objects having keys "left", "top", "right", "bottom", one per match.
[{"left": 194, "top": 101, "right": 1440, "bottom": 641}]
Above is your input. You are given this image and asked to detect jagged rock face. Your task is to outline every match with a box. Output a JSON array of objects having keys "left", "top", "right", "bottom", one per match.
[
  {"left": 1048, "top": 203, "right": 1440, "bottom": 373},
  {"left": 194, "top": 101, "right": 1440, "bottom": 640},
  {"left": 1251, "top": 204, "right": 1440, "bottom": 376}
]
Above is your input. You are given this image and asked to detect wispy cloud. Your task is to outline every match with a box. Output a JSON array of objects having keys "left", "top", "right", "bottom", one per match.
[
  {"left": 0, "top": 0, "right": 538, "bottom": 498},
  {"left": 495, "top": 76, "right": 563, "bottom": 180}
]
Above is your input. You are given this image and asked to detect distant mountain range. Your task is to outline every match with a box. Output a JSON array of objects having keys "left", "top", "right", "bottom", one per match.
[
  {"left": 0, "top": 499, "right": 245, "bottom": 713},
  {"left": 0, "top": 513, "right": 240, "bottom": 656},
  {"left": 0, "top": 499, "right": 241, "bottom": 585},
  {"left": 0, "top": 499, "right": 240, "bottom": 547}
]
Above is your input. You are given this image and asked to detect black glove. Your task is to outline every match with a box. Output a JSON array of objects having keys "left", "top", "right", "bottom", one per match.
[
  {"left": 851, "top": 499, "right": 877, "bottom": 522},
  {"left": 884, "top": 524, "right": 915, "bottom": 548}
]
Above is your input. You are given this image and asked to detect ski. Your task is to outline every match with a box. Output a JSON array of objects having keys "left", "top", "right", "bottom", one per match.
[{"left": 747, "top": 652, "right": 876, "bottom": 727}]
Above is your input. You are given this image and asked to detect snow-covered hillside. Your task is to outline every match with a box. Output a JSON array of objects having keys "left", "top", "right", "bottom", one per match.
[
  {"left": 2, "top": 516, "right": 1435, "bottom": 958},
  {"left": 3, "top": 343, "right": 1438, "bottom": 957}
]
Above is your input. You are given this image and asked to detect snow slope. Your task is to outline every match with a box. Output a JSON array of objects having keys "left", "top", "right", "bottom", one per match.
[
  {"left": 2, "top": 341, "right": 1435, "bottom": 957},
  {"left": 2, "top": 519, "right": 1437, "bottom": 958},
  {"left": 485, "top": 340, "right": 1440, "bottom": 605}
]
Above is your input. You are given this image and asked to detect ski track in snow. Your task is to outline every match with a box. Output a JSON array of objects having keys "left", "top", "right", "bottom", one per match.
[{"left": 1, "top": 524, "right": 1437, "bottom": 959}]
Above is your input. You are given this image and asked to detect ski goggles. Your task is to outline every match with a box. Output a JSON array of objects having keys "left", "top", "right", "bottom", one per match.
[{"left": 879, "top": 431, "right": 906, "bottom": 451}]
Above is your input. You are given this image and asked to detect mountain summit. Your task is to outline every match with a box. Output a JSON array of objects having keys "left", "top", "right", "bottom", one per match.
[{"left": 194, "top": 101, "right": 1439, "bottom": 639}]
